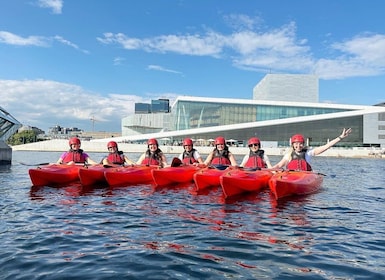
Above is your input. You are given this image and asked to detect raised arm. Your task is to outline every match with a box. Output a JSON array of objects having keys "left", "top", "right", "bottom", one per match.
[{"left": 312, "top": 128, "right": 352, "bottom": 156}]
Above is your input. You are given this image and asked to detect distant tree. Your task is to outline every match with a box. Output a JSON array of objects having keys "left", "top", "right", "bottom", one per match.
[{"left": 7, "top": 130, "right": 38, "bottom": 145}]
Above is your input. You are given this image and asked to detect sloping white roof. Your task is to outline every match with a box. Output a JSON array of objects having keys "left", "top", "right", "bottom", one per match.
[{"left": 93, "top": 97, "right": 385, "bottom": 143}]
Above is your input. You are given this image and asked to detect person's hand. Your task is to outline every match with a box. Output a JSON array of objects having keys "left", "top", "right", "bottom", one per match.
[{"left": 339, "top": 128, "right": 352, "bottom": 139}]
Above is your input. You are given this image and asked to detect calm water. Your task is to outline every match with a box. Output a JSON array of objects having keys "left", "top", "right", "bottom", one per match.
[{"left": 1, "top": 151, "right": 385, "bottom": 279}]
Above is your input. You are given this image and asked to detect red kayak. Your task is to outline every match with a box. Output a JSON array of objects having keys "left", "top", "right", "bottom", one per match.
[
  {"left": 269, "top": 170, "right": 324, "bottom": 200},
  {"left": 151, "top": 165, "right": 201, "bottom": 186},
  {"left": 193, "top": 166, "right": 232, "bottom": 191},
  {"left": 220, "top": 169, "right": 273, "bottom": 198},
  {"left": 78, "top": 165, "right": 117, "bottom": 187},
  {"left": 104, "top": 165, "right": 158, "bottom": 187},
  {"left": 29, "top": 164, "right": 82, "bottom": 187}
]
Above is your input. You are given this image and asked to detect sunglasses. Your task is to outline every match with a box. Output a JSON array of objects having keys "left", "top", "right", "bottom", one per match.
[{"left": 248, "top": 144, "right": 259, "bottom": 147}]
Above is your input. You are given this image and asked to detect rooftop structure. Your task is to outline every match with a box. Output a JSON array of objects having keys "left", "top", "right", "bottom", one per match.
[
  {"left": 253, "top": 74, "right": 319, "bottom": 102},
  {"left": 101, "top": 75, "right": 385, "bottom": 148}
]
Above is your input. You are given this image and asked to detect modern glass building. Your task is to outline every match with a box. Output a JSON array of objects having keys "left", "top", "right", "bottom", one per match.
[
  {"left": 170, "top": 96, "right": 380, "bottom": 147},
  {"left": 118, "top": 74, "right": 385, "bottom": 148}
]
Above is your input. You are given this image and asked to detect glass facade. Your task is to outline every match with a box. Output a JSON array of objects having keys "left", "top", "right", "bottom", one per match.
[
  {"left": 135, "top": 103, "right": 151, "bottom": 114},
  {"left": 134, "top": 99, "right": 170, "bottom": 114},
  {"left": 173, "top": 101, "right": 256, "bottom": 130},
  {"left": 171, "top": 100, "right": 361, "bottom": 147},
  {"left": 256, "top": 105, "right": 344, "bottom": 121},
  {"left": 248, "top": 116, "right": 362, "bottom": 147},
  {"left": 151, "top": 99, "right": 170, "bottom": 113}
]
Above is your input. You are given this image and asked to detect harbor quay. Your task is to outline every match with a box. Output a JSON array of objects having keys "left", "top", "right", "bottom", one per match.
[{"left": 10, "top": 139, "right": 385, "bottom": 159}]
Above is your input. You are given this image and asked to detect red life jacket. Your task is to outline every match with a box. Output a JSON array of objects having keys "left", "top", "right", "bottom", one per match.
[
  {"left": 141, "top": 157, "right": 159, "bottom": 165},
  {"left": 141, "top": 149, "right": 163, "bottom": 166},
  {"left": 106, "top": 151, "right": 125, "bottom": 165},
  {"left": 62, "top": 149, "right": 87, "bottom": 164},
  {"left": 182, "top": 149, "right": 198, "bottom": 165},
  {"left": 244, "top": 150, "right": 267, "bottom": 168},
  {"left": 287, "top": 150, "right": 312, "bottom": 171},
  {"left": 211, "top": 149, "right": 231, "bottom": 165}
]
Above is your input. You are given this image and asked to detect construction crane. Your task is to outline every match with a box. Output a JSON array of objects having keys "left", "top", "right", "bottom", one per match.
[{"left": 90, "top": 115, "right": 98, "bottom": 132}]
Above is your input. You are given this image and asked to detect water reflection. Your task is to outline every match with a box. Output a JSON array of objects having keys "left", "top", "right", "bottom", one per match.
[{"left": 16, "top": 154, "right": 385, "bottom": 278}]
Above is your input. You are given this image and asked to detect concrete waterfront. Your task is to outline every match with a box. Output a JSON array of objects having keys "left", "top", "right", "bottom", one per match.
[{"left": 10, "top": 139, "right": 385, "bottom": 158}]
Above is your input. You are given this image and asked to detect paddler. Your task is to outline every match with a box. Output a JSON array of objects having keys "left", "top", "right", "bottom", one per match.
[
  {"left": 204, "top": 136, "right": 237, "bottom": 167},
  {"left": 56, "top": 137, "right": 97, "bottom": 165},
  {"left": 240, "top": 137, "right": 272, "bottom": 169},
  {"left": 178, "top": 138, "right": 204, "bottom": 165},
  {"left": 136, "top": 138, "right": 168, "bottom": 167},
  {"left": 102, "top": 141, "right": 135, "bottom": 166},
  {"left": 273, "top": 128, "right": 352, "bottom": 171}
]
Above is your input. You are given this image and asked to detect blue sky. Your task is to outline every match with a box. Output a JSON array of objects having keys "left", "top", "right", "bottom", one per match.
[{"left": 1, "top": 0, "right": 385, "bottom": 133}]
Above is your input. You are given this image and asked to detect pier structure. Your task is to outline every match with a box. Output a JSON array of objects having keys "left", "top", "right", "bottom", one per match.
[{"left": 0, "top": 106, "right": 21, "bottom": 165}]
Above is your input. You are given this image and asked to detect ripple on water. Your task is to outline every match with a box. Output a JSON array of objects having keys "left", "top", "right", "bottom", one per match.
[{"left": 1, "top": 154, "right": 385, "bottom": 279}]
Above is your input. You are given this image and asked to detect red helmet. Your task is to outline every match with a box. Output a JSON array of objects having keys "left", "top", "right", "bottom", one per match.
[
  {"left": 183, "top": 138, "right": 193, "bottom": 146},
  {"left": 215, "top": 136, "right": 226, "bottom": 145},
  {"left": 69, "top": 137, "right": 81, "bottom": 146},
  {"left": 107, "top": 141, "right": 118, "bottom": 149},
  {"left": 147, "top": 138, "right": 158, "bottom": 146},
  {"left": 291, "top": 134, "right": 305, "bottom": 144},
  {"left": 248, "top": 137, "right": 261, "bottom": 146}
]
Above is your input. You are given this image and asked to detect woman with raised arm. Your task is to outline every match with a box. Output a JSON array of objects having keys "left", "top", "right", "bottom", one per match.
[{"left": 273, "top": 128, "right": 352, "bottom": 171}]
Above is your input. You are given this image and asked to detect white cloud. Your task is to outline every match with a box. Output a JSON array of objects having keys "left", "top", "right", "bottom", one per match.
[
  {"left": 3, "top": 13, "right": 385, "bottom": 81},
  {"left": 223, "top": 14, "right": 263, "bottom": 31},
  {"left": 0, "top": 31, "right": 49, "bottom": 46},
  {"left": 0, "top": 79, "right": 147, "bottom": 132},
  {"left": 0, "top": 79, "right": 179, "bottom": 132},
  {"left": 96, "top": 22, "right": 313, "bottom": 73},
  {"left": 98, "top": 32, "right": 224, "bottom": 57},
  {"left": 97, "top": 17, "right": 385, "bottom": 80},
  {"left": 113, "top": 57, "right": 125, "bottom": 65},
  {"left": 37, "top": 0, "right": 63, "bottom": 14},
  {"left": 54, "top": 36, "right": 89, "bottom": 54},
  {"left": 97, "top": 33, "right": 143, "bottom": 49},
  {"left": 0, "top": 31, "right": 88, "bottom": 53},
  {"left": 147, "top": 65, "right": 183, "bottom": 75},
  {"left": 314, "top": 33, "right": 385, "bottom": 79}
]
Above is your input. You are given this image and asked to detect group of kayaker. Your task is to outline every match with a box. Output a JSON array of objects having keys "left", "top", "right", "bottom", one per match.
[{"left": 57, "top": 127, "right": 352, "bottom": 171}]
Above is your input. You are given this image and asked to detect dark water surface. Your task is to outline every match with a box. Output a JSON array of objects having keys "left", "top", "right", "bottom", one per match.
[{"left": 1, "top": 151, "right": 385, "bottom": 279}]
